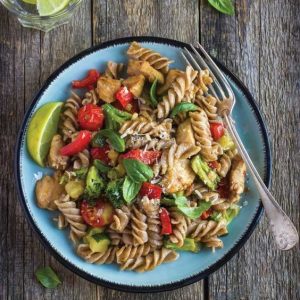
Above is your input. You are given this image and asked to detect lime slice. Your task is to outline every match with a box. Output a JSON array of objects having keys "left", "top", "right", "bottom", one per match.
[
  {"left": 37, "top": 0, "right": 70, "bottom": 17},
  {"left": 22, "top": 0, "right": 37, "bottom": 4},
  {"left": 27, "top": 102, "right": 63, "bottom": 167}
]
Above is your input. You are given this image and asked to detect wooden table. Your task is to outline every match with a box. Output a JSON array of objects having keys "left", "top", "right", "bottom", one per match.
[{"left": 1, "top": 0, "right": 299, "bottom": 299}]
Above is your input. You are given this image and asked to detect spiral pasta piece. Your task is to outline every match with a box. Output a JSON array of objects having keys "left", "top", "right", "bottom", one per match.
[
  {"left": 106, "top": 228, "right": 122, "bottom": 246},
  {"left": 141, "top": 197, "right": 163, "bottom": 249},
  {"left": 127, "top": 41, "right": 173, "bottom": 74},
  {"left": 187, "top": 219, "right": 228, "bottom": 246},
  {"left": 189, "top": 109, "right": 218, "bottom": 161},
  {"left": 131, "top": 205, "right": 148, "bottom": 246},
  {"left": 82, "top": 89, "right": 99, "bottom": 105},
  {"left": 72, "top": 149, "right": 90, "bottom": 169},
  {"left": 194, "top": 69, "right": 213, "bottom": 95},
  {"left": 195, "top": 94, "right": 218, "bottom": 120},
  {"left": 104, "top": 61, "right": 124, "bottom": 79},
  {"left": 217, "top": 152, "right": 232, "bottom": 178},
  {"left": 53, "top": 213, "right": 68, "bottom": 229},
  {"left": 229, "top": 155, "right": 246, "bottom": 203},
  {"left": 122, "top": 224, "right": 134, "bottom": 245},
  {"left": 192, "top": 182, "right": 220, "bottom": 203},
  {"left": 157, "top": 66, "right": 198, "bottom": 119},
  {"left": 116, "top": 243, "right": 152, "bottom": 264},
  {"left": 60, "top": 91, "right": 82, "bottom": 141},
  {"left": 77, "top": 244, "right": 117, "bottom": 264},
  {"left": 54, "top": 195, "right": 87, "bottom": 244},
  {"left": 168, "top": 208, "right": 188, "bottom": 247},
  {"left": 110, "top": 205, "right": 131, "bottom": 233},
  {"left": 120, "top": 248, "right": 179, "bottom": 272}
]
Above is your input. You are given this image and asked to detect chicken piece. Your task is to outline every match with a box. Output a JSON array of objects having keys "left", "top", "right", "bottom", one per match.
[
  {"left": 127, "top": 60, "right": 164, "bottom": 84},
  {"left": 161, "top": 158, "right": 195, "bottom": 194},
  {"left": 48, "top": 134, "right": 69, "bottom": 170},
  {"left": 157, "top": 69, "right": 183, "bottom": 95},
  {"left": 96, "top": 77, "right": 121, "bottom": 103},
  {"left": 35, "top": 172, "right": 65, "bottom": 210},
  {"left": 176, "top": 118, "right": 195, "bottom": 145},
  {"left": 123, "top": 75, "right": 145, "bottom": 97},
  {"left": 229, "top": 155, "right": 246, "bottom": 203}
]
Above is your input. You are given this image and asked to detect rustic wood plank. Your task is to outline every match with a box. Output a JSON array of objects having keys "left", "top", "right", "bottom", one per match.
[
  {"left": 92, "top": 0, "right": 203, "bottom": 298},
  {"left": 201, "top": 0, "right": 300, "bottom": 299}
]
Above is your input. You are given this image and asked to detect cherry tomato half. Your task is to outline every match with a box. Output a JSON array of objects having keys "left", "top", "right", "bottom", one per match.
[
  {"left": 120, "top": 149, "right": 161, "bottom": 165},
  {"left": 200, "top": 208, "right": 213, "bottom": 220},
  {"left": 80, "top": 200, "right": 114, "bottom": 227},
  {"left": 210, "top": 122, "right": 225, "bottom": 140},
  {"left": 77, "top": 104, "right": 104, "bottom": 131},
  {"left": 139, "top": 182, "right": 162, "bottom": 199},
  {"left": 115, "top": 86, "right": 134, "bottom": 108},
  {"left": 90, "top": 145, "right": 110, "bottom": 164}
]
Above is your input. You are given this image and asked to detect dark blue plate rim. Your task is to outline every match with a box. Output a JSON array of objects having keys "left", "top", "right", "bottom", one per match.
[{"left": 14, "top": 36, "right": 271, "bottom": 293}]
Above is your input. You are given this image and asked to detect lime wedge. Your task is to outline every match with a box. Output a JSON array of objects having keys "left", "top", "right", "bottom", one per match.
[
  {"left": 22, "top": 0, "right": 37, "bottom": 4},
  {"left": 37, "top": 0, "right": 70, "bottom": 17},
  {"left": 27, "top": 102, "right": 63, "bottom": 167}
]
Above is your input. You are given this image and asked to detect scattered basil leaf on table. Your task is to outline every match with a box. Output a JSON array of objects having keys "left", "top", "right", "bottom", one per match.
[
  {"left": 123, "top": 176, "right": 142, "bottom": 203},
  {"left": 35, "top": 266, "right": 61, "bottom": 289},
  {"left": 95, "top": 129, "right": 125, "bottom": 152},
  {"left": 123, "top": 158, "right": 153, "bottom": 183},
  {"left": 208, "top": 0, "right": 235, "bottom": 15},
  {"left": 170, "top": 102, "right": 198, "bottom": 117},
  {"left": 149, "top": 78, "right": 158, "bottom": 108}
]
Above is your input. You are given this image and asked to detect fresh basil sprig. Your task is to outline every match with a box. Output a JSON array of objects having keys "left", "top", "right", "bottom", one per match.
[
  {"left": 123, "top": 176, "right": 142, "bottom": 203},
  {"left": 149, "top": 79, "right": 158, "bottom": 108},
  {"left": 170, "top": 102, "right": 198, "bottom": 117},
  {"left": 95, "top": 129, "right": 125, "bottom": 152},
  {"left": 162, "top": 194, "right": 212, "bottom": 219},
  {"left": 35, "top": 266, "right": 61, "bottom": 289},
  {"left": 123, "top": 159, "right": 153, "bottom": 183},
  {"left": 208, "top": 0, "right": 235, "bottom": 15}
]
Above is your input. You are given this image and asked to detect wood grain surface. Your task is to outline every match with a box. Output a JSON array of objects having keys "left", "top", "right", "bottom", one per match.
[{"left": 0, "top": 0, "right": 299, "bottom": 299}]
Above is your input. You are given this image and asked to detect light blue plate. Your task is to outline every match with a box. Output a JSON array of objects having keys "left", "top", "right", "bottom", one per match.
[{"left": 15, "top": 37, "right": 271, "bottom": 292}]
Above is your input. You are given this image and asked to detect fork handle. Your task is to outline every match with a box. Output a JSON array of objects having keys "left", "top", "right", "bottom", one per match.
[{"left": 223, "top": 114, "right": 299, "bottom": 250}]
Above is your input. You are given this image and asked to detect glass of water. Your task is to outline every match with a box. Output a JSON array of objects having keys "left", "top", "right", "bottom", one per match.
[{"left": 0, "top": 0, "right": 83, "bottom": 32}]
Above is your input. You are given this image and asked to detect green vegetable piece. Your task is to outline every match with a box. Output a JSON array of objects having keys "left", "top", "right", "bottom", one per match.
[
  {"left": 107, "top": 164, "right": 126, "bottom": 180},
  {"left": 164, "top": 238, "right": 200, "bottom": 253},
  {"left": 85, "top": 166, "right": 105, "bottom": 200},
  {"left": 35, "top": 266, "right": 61, "bottom": 289},
  {"left": 91, "top": 132, "right": 106, "bottom": 148},
  {"left": 83, "top": 227, "right": 104, "bottom": 244},
  {"left": 65, "top": 180, "right": 85, "bottom": 199},
  {"left": 170, "top": 102, "right": 198, "bottom": 118},
  {"left": 74, "top": 167, "right": 89, "bottom": 179},
  {"left": 191, "top": 155, "right": 220, "bottom": 190},
  {"left": 95, "top": 129, "right": 125, "bottom": 152},
  {"left": 102, "top": 103, "right": 132, "bottom": 131},
  {"left": 149, "top": 78, "right": 158, "bottom": 108},
  {"left": 217, "top": 134, "right": 235, "bottom": 151},
  {"left": 208, "top": 0, "right": 235, "bottom": 15},
  {"left": 123, "top": 176, "right": 142, "bottom": 204},
  {"left": 123, "top": 158, "right": 153, "bottom": 183},
  {"left": 161, "top": 197, "right": 176, "bottom": 206},
  {"left": 105, "top": 179, "right": 124, "bottom": 208},
  {"left": 87, "top": 232, "right": 111, "bottom": 253},
  {"left": 224, "top": 204, "right": 240, "bottom": 224},
  {"left": 210, "top": 211, "right": 223, "bottom": 222},
  {"left": 94, "top": 159, "right": 111, "bottom": 174},
  {"left": 178, "top": 200, "right": 212, "bottom": 220}
]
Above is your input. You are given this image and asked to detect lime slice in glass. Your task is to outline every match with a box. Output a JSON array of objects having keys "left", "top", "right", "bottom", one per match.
[
  {"left": 37, "top": 0, "right": 70, "bottom": 17},
  {"left": 27, "top": 102, "right": 63, "bottom": 167},
  {"left": 22, "top": 0, "right": 37, "bottom": 4}
]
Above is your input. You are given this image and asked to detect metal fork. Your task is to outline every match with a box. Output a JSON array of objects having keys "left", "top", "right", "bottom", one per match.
[{"left": 182, "top": 43, "right": 299, "bottom": 251}]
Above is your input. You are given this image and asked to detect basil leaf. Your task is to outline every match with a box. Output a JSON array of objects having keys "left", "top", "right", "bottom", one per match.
[
  {"left": 94, "top": 159, "right": 111, "bottom": 174},
  {"left": 123, "top": 176, "right": 142, "bottom": 203},
  {"left": 170, "top": 103, "right": 198, "bottom": 117},
  {"left": 35, "top": 266, "right": 61, "bottom": 289},
  {"left": 149, "top": 79, "right": 158, "bottom": 108},
  {"left": 208, "top": 0, "right": 235, "bottom": 15},
  {"left": 97, "top": 129, "right": 125, "bottom": 152},
  {"left": 123, "top": 159, "right": 153, "bottom": 183},
  {"left": 91, "top": 133, "right": 106, "bottom": 147}
]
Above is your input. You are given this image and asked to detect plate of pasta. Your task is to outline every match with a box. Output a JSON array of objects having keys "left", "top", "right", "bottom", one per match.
[{"left": 15, "top": 37, "right": 271, "bottom": 292}]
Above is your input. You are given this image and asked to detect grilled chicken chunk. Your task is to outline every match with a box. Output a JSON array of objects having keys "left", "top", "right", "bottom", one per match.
[
  {"left": 229, "top": 155, "right": 246, "bottom": 202},
  {"left": 176, "top": 118, "right": 196, "bottom": 145}
]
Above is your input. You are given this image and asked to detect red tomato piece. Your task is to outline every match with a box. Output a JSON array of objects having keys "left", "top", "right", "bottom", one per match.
[
  {"left": 120, "top": 149, "right": 161, "bottom": 165},
  {"left": 159, "top": 208, "right": 172, "bottom": 235},
  {"left": 80, "top": 200, "right": 114, "bottom": 227},
  {"left": 200, "top": 208, "right": 213, "bottom": 220},
  {"left": 77, "top": 104, "right": 104, "bottom": 131},
  {"left": 60, "top": 130, "right": 92, "bottom": 156},
  {"left": 210, "top": 122, "right": 225, "bottom": 140},
  {"left": 72, "top": 69, "right": 100, "bottom": 89},
  {"left": 113, "top": 99, "right": 139, "bottom": 113},
  {"left": 140, "top": 182, "right": 162, "bottom": 199},
  {"left": 208, "top": 161, "right": 219, "bottom": 169},
  {"left": 217, "top": 177, "right": 230, "bottom": 199},
  {"left": 90, "top": 145, "right": 110, "bottom": 164},
  {"left": 115, "top": 86, "right": 134, "bottom": 108}
]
